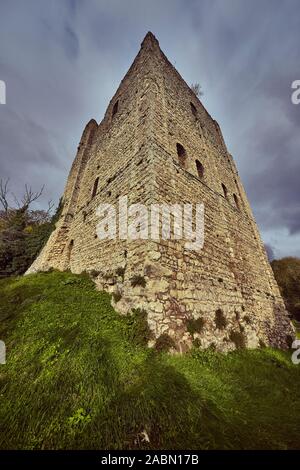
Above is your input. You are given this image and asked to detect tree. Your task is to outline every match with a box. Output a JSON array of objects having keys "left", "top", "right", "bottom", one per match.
[
  {"left": 271, "top": 257, "right": 300, "bottom": 321},
  {"left": 0, "top": 179, "right": 59, "bottom": 277},
  {"left": 190, "top": 83, "right": 203, "bottom": 98}
]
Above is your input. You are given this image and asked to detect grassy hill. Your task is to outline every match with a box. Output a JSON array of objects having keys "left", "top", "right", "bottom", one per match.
[{"left": 0, "top": 271, "right": 299, "bottom": 450}]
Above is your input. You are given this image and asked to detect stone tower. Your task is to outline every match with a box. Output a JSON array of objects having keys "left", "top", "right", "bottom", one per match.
[{"left": 27, "top": 32, "right": 294, "bottom": 351}]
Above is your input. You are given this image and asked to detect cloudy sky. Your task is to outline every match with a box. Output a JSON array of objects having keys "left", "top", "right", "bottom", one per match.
[{"left": 0, "top": 0, "right": 299, "bottom": 259}]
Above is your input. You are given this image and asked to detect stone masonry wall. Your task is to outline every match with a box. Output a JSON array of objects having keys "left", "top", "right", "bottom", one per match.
[{"left": 27, "top": 32, "right": 294, "bottom": 352}]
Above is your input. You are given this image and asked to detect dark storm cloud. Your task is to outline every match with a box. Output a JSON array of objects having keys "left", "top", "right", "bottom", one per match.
[{"left": 0, "top": 0, "right": 299, "bottom": 257}]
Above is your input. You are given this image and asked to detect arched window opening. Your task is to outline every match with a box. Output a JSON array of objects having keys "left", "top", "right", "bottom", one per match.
[
  {"left": 233, "top": 193, "right": 239, "bottom": 209},
  {"left": 112, "top": 100, "right": 119, "bottom": 118},
  {"left": 195, "top": 160, "right": 204, "bottom": 179},
  {"left": 222, "top": 183, "right": 228, "bottom": 198},
  {"left": 92, "top": 177, "right": 99, "bottom": 199},
  {"left": 190, "top": 102, "right": 197, "bottom": 117},
  {"left": 176, "top": 143, "right": 186, "bottom": 167}
]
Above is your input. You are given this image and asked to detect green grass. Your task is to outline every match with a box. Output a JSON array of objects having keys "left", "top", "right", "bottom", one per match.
[
  {"left": 0, "top": 271, "right": 300, "bottom": 450},
  {"left": 293, "top": 320, "right": 300, "bottom": 339}
]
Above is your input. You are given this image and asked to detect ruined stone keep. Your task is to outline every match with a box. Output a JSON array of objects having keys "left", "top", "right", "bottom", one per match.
[{"left": 27, "top": 32, "right": 294, "bottom": 351}]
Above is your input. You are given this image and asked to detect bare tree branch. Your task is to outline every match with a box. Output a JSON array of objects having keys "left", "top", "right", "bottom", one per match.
[
  {"left": 0, "top": 178, "right": 9, "bottom": 213},
  {"left": 11, "top": 191, "right": 21, "bottom": 209},
  {"left": 0, "top": 180, "right": 45, "bottom": 214},
  {"left": 46, "top": 199, "right": 54, "bottom": 215},
  {"left": 191, "top": 83, "right": 203, "bottom": 97},
  {"left": 22, "top": 184, "right": 44, "bottom": 209}
]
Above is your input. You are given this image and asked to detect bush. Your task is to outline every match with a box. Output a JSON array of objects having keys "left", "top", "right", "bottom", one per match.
[
  {"left": 123, "top": 309, "right": 152, "bottom": 347},
  {"left": 89, "top": 270, "right": 101, "bottom": 279},
  {"left": 154, "top": 334, "right": 176, "bottom": 352},
  {"left": 271, "top": 257, "right": 300, "bottom": 321},
  {"left": 0, "top": 199, "right": 63, "bottom": 277},
  {"left": 116, "top": 267, "right": 125, "bottom": 279},
  {"left": 130, "top": 275, "right": 146, "bottom": 288},
  {"left": 229, "top": 330, "right": 246, "bottom": 349},
  {"left": 215, "top": 309, "right": 227, "bottom": 330},
  {"left": 186, "top": 317, "right": 205, "bottom": 335},
  {"left": 192, "top": 338, "right": 201, "bottom": 348},
  {"left": 112, "top": 290, "right": 122, "bottom": 303}
]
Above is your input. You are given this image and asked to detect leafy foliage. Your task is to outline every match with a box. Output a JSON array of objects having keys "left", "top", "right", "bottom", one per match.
[
  {"left": 0, "top": 199, "right": 63, "bottom": 277},
  {"left": 130, "top": 275, "right": 146, "bottom": 288},
  {"left": 229, "top": 330, "right": 246, "bottom": 349},
  {"left": 271, "top": 257, "right": 300, "bottom": 321},
  {"left": 186, "top": 317, "right": 205, "bottom": 336},
  {"left": 154, "top": 334, "right": 176, "bottom": 352},
  {"left": 123, "top": 308, "right": 153, "bottom": 347}
]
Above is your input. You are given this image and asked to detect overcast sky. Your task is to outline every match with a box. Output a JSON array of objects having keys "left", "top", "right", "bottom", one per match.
[{"left": 0, "top": 0, "right": 299, "bottom": 259}]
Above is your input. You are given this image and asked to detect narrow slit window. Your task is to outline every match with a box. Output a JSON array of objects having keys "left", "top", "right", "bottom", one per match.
[
  {"left": 92, "top": 177, "right": 99, "bottom": 199},
  {"left": 190, "top": 102, "right": 197, "bottom": 117},
  {"left": 176, "top": 143, "right": 186, "bottom": 167},
  {"left": 112, "top": 100, "right": 119, "bottom": 118},
  {"left": 233, "top": 193, "right": 239, "bottom": 209},
  {"left": 67, "top": 239, "right": 74, "bottom": 262},
  {"left": 222, "top": 183, "right": 228, "bottom": 198},
  {"left": 195, "top": 160, "right": 204, "bottom": 178}
]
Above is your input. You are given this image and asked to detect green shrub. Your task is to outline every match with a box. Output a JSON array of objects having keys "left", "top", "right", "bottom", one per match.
[
  {"left": 89, "top": 269, "right": 100, "bottom": 279},
  {"left": 259, "top": 339, "right": 266, "bottom": 348},
  {"left": 271, "top": 257, "right": 300, "bottom": 321},
  {"left": 154, "top": 334, "right": 176, "bottom": 352},
  {"left": 0, "top": 199, "right": 63, "bottom": 277},
  {"left": 112, "top": 290, "right": 122, "bottom": 303},
  {"left": 186, "top": 317, "right": 205, "bottom": 335},
  {"left": 130, "top": 275, "right": 146, "bottom": 288},
  {"left": 229, "top": 330, "right": 246, "bottom": 349},
  {"left": 116, "top": 267, "right": 125, "bottom": 279},
  {"left": 215, "top": 309, "right": 227, "bottom": 330},
  {"left": 192, "top": 338, "right": 201, "bottom": 348},
  {"left": 123, "top": 308, "right": 152, "bottom": 346}
]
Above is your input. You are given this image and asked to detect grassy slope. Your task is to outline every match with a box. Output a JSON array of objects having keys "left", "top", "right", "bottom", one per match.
[{"left": 0, "top": 271, "right": 299, "bottom": 450}]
